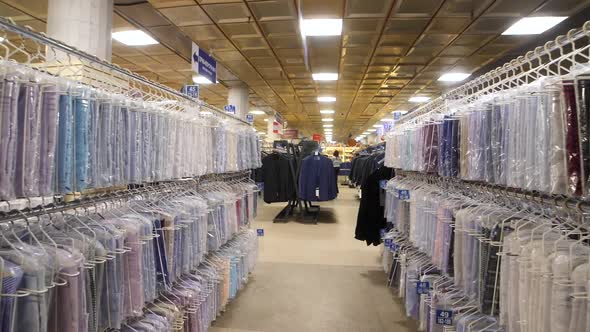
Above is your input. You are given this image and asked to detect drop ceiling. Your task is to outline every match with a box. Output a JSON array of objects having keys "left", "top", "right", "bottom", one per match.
[{"left": 1, "top": 0, "right": 590, "bottom": 139}]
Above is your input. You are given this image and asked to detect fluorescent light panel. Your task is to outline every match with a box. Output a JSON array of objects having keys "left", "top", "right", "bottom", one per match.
[
  {"left": 409, "top": 96, "right": 430, "bottom": 103},
  {"left": 368, "top": 129, "right": 376, "bottom": 132},
  {"left": 249, "top": 110, "right": 265, "bottom": 115},
  {"left": 322, "top": 118, "right": 334, "bottom": 122},
  {"left": 503, "top": 16, "right": 567, "bottom": 35},
  {"left": 438, "top": 72, "right": 471, "bottom": 82},
  {"left": 312, "top": 73, "right": 338, "bottom": 81},
  {"left": 201, "top": 111, "right": 212, "bottom": 115},
  {"left": 318, "top": 96, "right": 336, "bottom": 102},
  {"left": 112, "top": 30, "right": 158, "bottom": 46},
  {"left": 301, "top": 19, "right": 342, "bottom": 37},
  {"left": 323, "top": 124, "right": 333, "bottom": 128},
  {"left": 381, "top": 118, "right": 393, "bottom": 122},
  {"left": 193, "top": 75, "right": 213, "bottom": 84},
  {"left": 320, "top": 109, "right": 335, "bottom": 114},
  {"left": 373, "top": 124, "right": 383, "bottom": 128}
]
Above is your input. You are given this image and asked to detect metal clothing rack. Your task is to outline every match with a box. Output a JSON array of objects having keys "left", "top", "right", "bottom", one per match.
[
  {"left": 393, "top": 20, "right": 590, "bottom": 129},
  {"left": 0, "top": 170, "right": 252, "bottom": 224},
  {"left": 272, "top": 143, "right": 320, "bottom": 224},
  {"left": 0, "top": 17, "right": 249, "bottom": 126}
]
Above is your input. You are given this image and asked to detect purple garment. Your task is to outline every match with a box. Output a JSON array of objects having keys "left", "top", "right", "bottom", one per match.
[
  {"left": 298, "top": 154, "right": 338, "bottom": 201},
  {"left": 15, "top": 83, "right": 41, "bottom": 197},
  {"left": 0, "top": 77, "right": 20, "bottom": 200},
  {"left": 38, "top": 85, "right": 59, "bottom": 196},
  {"left": 0, "top": 260, "right": 24, "bottom": 332}
]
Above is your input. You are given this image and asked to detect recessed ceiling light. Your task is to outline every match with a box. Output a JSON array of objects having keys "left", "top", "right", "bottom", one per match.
[
  {"left": 318, "top": 96, "right": 336, "bottom": 102},
  {"left": 322, "top": 118, "right": 334, "bottom": 122},
  {"left": 264, "top": 118, "right": 268, "bottom": 122},
  {"left": 502, "top": 16, "right": 568, "bottom": 35},
  {"left": 0, "top": 37, "right": 5, "bottom": 42},
  {"left": 249, "top": 110, "right": 266, "bottom": 115},
  {"left": 409, "top": 96, "right": 430, "bottom": 103},
  {"left": 368, "top": 129, "right": 376, "bottom": 132},
  {"left": 363, "top": 132, "right": 370, "bottom": 135},
  {"left": 381, "top": 118, "right": 394, "bottom": 122},
  {"left": 320, "top": 109, "right": 335, "bottom": 114},
  {"left": 373, "top": 124, "right": 383, "bottom": 128},
  {"left": 438, "top": 72, "right": 471, "bottom": 82},
  {"left": 301, "top": 19, "right": 342, "bottom": 37},
  {"left": 112, "top": 30, "right": 158, "bottom": 46},
  {"left": 193, "top": 75, "right": 213, "bottom": 84},
  {"left": 312, "top": 73, "right": 338, "bottom": 81},
  {"left": 323, "top": 124, "right": 333, "bottom": 128}
]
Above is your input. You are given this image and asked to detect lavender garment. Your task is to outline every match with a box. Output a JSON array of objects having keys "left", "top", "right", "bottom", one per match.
[
  {"left": 0, "top": 260, "right": 24, "bottom": 332},
  {"left": 15, "top": 83, "right": 41, "bottom": 197},
  {"left": 0, "top": 78, "right": 20, "bottom": 200},
  {"left": 38, "top": 85, "right": 59, "bottom": 196}
]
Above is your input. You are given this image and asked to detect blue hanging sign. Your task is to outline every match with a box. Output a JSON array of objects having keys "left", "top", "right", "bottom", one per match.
[
  {"left": 380, "top": 228, "right": 386, "bottom": 238},
  {"left": 246, "top": 114, "right": 254, "bottom": 124},
  {"left": 393, "top": 111, "right": 403, "bottom": 120},
  {"left": 224, "top": 105, "right": 236, "bottom": 114},
  {"left": 183, "top": 85, "right": 199, "bottom": 99},
  {"left": 417, "top": 281, "right": 430, "bottom": 294},
  {"left": 398, "top": 189, "right": 410, "bottom": 200},
  {"left": 256, "top": 229, "right": 264, "bottom": 236},
  {"left": 379, "top": 180, "right": 387, "bottom": 189},
  {"left": 192, "top": 42, "right": 217, "bottom": 84},
  {"left": 436, "top": 310, "right": 453, "bottom": 325}
]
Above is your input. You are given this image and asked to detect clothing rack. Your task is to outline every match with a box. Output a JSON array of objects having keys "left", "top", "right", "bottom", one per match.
[
  {"left": 397, "top": 170, "right": 590, "bottom": 218},
  {"left": 0, "top": 17, "right": 249, "bottom": 125},
  {"left": 272, "top": 143, "right": 320, "bottom": 224},
  {"left": 0, "top": 170, "right": 252, "bottom": 224},
  {"left": 393, "top": 20, "right": 590, "bottom": 129}
]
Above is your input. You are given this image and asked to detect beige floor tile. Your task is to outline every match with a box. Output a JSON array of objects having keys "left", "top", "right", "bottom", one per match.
[{"left": 213, "top": 186, "right": 417, "bottom": 332}]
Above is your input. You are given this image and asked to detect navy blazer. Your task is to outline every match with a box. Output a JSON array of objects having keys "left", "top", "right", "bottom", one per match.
[{"left": 298, "top": 154, "right": 337, "bottom": 201}]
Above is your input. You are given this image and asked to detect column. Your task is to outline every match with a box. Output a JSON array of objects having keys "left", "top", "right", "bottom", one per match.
[
  {"left": 47, "top": 0, "right": 113, "bottom": 61},
  {"left": 228, "top": 84, "right": 249, "bottom": 119}
]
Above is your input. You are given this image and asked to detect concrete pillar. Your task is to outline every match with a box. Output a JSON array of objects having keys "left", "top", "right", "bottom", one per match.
[
  {"left": 47, "top": 0, "right": 113, "bottom": 61},
  {"left": 228, "top": 85, "right": 249, "bottom": 119}
]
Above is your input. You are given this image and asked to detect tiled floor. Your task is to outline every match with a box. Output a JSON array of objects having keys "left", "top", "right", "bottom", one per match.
[{"left": 210, "top": 186, "right": 418, "bottom": 332}]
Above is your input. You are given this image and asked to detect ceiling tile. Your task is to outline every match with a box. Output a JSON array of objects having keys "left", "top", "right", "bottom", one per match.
[
  {"left": 453, "top": 34, "right": 495, "bottom": 47},
  {"left": 391, "top": 0, "right": 445, "bottom": 17},
  {"left": 484, "top": 0, "right": 545, "bottom": 17},
  {"left": 151, "top": 54, "right": 191, "bottom": 69},
  {"left": 343, "top": 19, "right": 384, "bottom": 34},
  {"left": 192, "top": 39, "right": 236, "bottom": 52},
  {"left": 464, "top": 17, "right": 514, "bottom": 34},
  {"left": 415, "top": 34, "right": 457, "bottom": 46},
  {"left": 439, "top": 45, "right": 479, "bottom": 56},
  {"left": 136, "top": 44, "right": 175, "bottom": 56},
  {"left": 1, "top": 0, "right": 47, "bottom": 18},
  {"left": 181, "top": 25, "right": 225, "bottom": 41},
  {"left": 375, "top": 46, "right": 408, "bottom": 56},
  {"left": 345, "top": 0, "right": 393, "bottom": 18},
  {"left": 115, "top": 4, "right": 170, "bottom": 27},
  {"left": 343, "top": 33, "right": 379, "bottom": 48},
  {"left": 201, "top": 3, "right": 251, "bottom": 24},
  {"left": 249, "top": 0, "right": 297, "bottom": 21},
  {"left": 260, "top": 20, "right": 299, "bottom": 36},
  {"left": 220, "top": 22, "right": 261, "bottom": 39},
  {"left": 159, "top": 5, "right": 212, "bottom": 26},
  {"left": 533, "top": 0, "right": 590, "bottom": 15},
  {"left": 300, "top": 0, "right": 344, "bottom": 19},
  {"left": 380, "top": 34, "right": 418, "bottom": 47},
  {"left": 234, "top": 37, "right": 269, "bottom": 50},
  {"left": 384, "top": 18, "right": 430, "bottom": 34},
  {"left": 268, "top": 35, "right": 303, "bottom": 48},
  {"left": 427, "top": 17, "right": 471, "bottom": 34},
  {"left": 215, "top": 50, "right": 245, "bottom": 62},
  {"left": 437, "top": 0, "right": 493, "bottom": 17}
]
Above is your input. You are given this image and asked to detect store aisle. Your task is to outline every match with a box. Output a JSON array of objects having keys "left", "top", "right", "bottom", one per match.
[{"left": 210, "top": 186, "right": 418, "bottom": 332}]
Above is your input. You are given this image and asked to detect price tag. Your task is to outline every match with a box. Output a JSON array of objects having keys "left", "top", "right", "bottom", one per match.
[
  {"left": 390, "top": 243, "right": 399, "bottom": 251},
  {"left": 380, "top": 229, "right": 386, "bottom": 238},
  {"left": 435, "top": 310, "right": 453, "bottom": 325},
  {"left": 315, "top": 188, "right": 320, "bottom": 197},
  {"left": 384, "top": 238, "right": 393, "bottom": 248},
  {"left": 379, "top": 180, "right": 387, "bottom": 189},
  {"left": 398, "top": 189, "right": 410, "bottom": 200},
  {"left": 417, "top": 281, "right": 430, "bottom": 294},
  {"left": 256, "top": 229, "right": 264, "bottom": 236}
]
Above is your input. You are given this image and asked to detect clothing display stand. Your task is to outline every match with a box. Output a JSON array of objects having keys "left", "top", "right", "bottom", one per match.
[{"left": 272, "top": 143, "right": 320, "bottom": 224}]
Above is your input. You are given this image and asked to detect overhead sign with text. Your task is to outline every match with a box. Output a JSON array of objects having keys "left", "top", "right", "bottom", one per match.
[{"left": 191, "top": 42, "right": 217, "bottom": 84}]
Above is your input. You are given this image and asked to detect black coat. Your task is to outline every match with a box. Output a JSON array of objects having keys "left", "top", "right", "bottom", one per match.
[
  {"left": 355, "top": 166, "right": 395, "bottom": 246},
  {"left": 261, "top": 153, "right": 297, "bottom": 203}
]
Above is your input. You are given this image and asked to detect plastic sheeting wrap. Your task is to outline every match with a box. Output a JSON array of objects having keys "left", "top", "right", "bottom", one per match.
[
  {"left": 0, "top": 63, "right": 262, "bottom": 200},
  {"left": 385, "top": 79, "right": 586, "bottom": 196}
]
